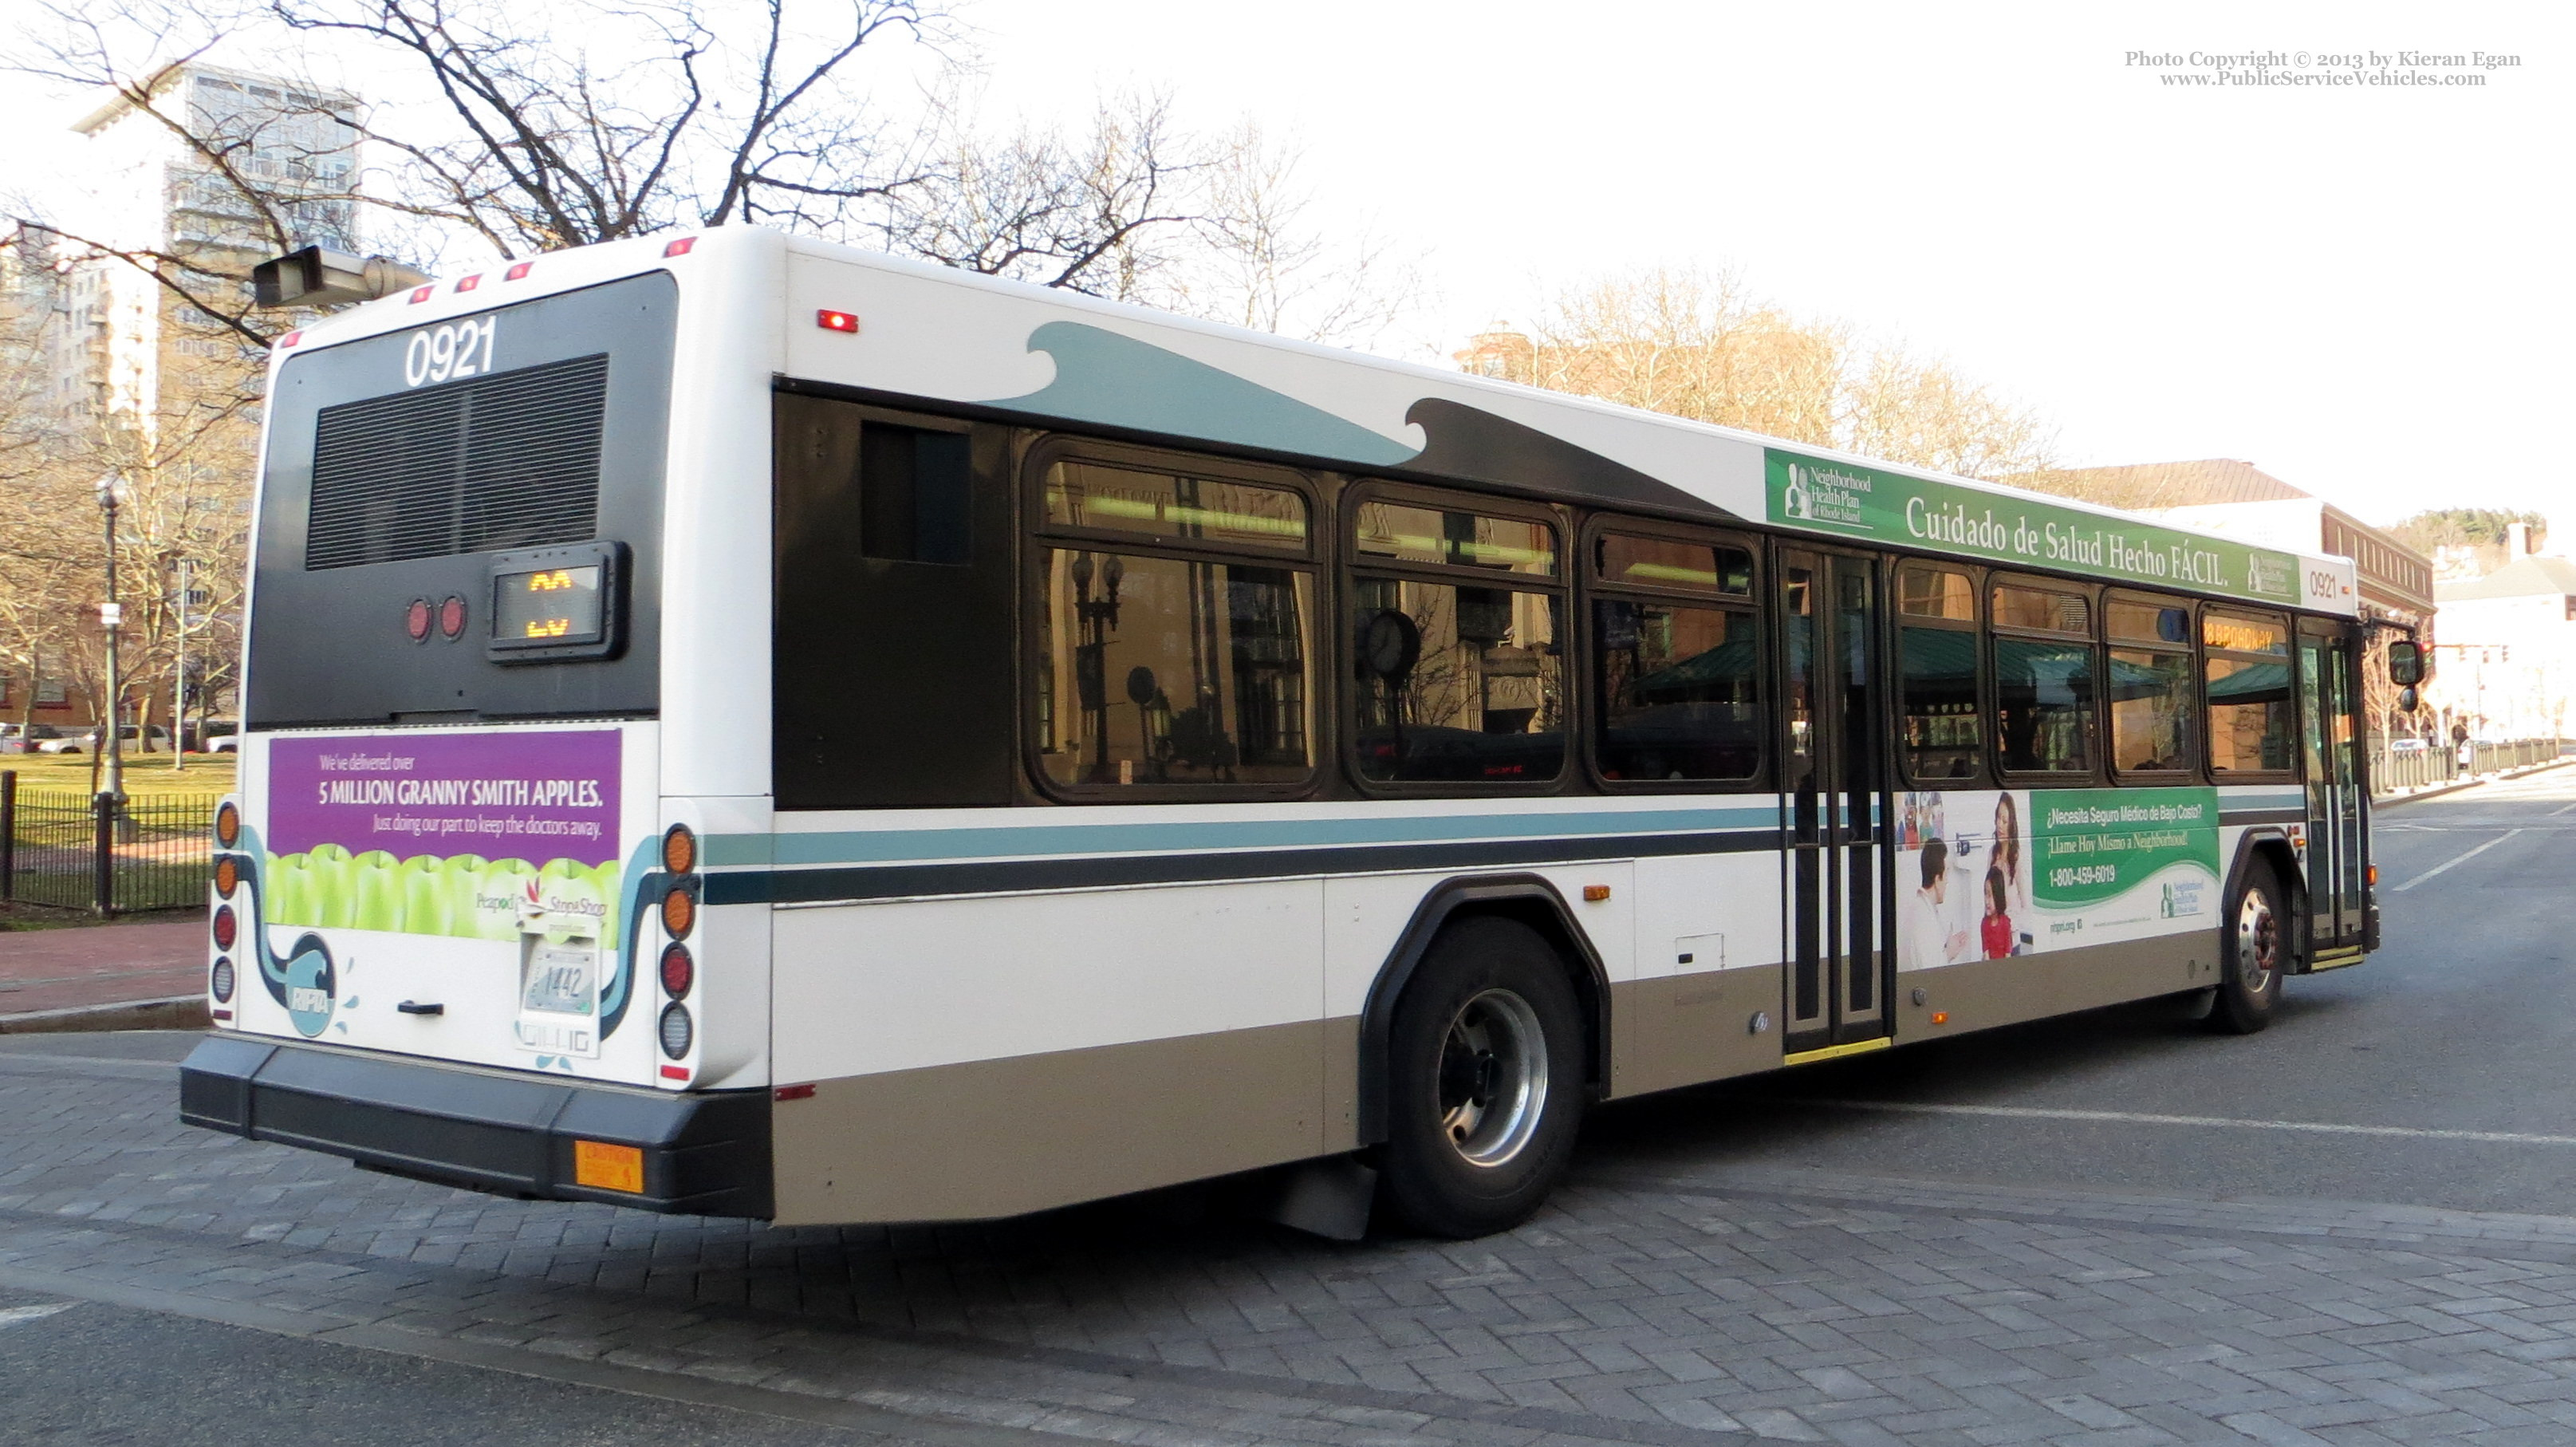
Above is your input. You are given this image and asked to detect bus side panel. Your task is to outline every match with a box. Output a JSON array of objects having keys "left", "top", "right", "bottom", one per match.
[
  {"left": 1617, "top": 849, "right": 1789, "bottom": 1097},
  {"left": 1894, "top": 934, "right": 2212, "bottom": 1039},
  {"left": 768, "top": 878, "right": 1325, "bottom": 1224}
]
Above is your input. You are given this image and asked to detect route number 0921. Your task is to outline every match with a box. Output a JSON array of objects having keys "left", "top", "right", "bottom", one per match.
[{"left": 404, "top": 317, "right": 498, "bottom": 388}]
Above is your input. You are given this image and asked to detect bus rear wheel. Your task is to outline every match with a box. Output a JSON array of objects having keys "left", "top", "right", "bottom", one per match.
[
  {"left": 2209, "top": 859, "right": 2286, "bottom": 1035},
  {"left": 1378, "top": 916, "right": 1585, "bottom": 1238}
]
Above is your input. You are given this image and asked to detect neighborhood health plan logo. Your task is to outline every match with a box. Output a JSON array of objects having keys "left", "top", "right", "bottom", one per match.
[{"left": 1765, "top": 448, "right": 2301, "bottom": 604}]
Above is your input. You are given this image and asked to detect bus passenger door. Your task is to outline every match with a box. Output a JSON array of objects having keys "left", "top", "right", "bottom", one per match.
[
  {"left": 2298, "top": 624, "right": 2367, "bottom": 953},
  {"left": 1778, "top": 548, "right": 1893, "bottom": 1053}
]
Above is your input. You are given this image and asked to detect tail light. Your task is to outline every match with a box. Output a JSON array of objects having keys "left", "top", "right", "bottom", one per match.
[
  {"left": 660, "top": 943, "right": 694, "bottom": 999},
  {"left": 211, "top": 905, "right": 237, "bottom": 951},
  {"left": 658, "top": 1003, "right": 694, "bottom": 1059}
]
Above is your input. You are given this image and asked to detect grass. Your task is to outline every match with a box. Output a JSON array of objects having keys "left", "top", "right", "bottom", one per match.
[{"left": 1, "top": 753, "right": 235, "bottom": 798}]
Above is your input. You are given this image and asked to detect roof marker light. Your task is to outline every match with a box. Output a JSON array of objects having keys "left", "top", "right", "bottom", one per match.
[
  {"left": 817, "top": 310, "right": 858, "bottom": 333},
  {"left": 408, "top": 285, "right": 434, "bottom": 303},
  {"left": 455, "top": 274, "right": 481, "bottom": 293},
  {"left": 663, "top": 236, "right": 696, "bottom": 257},
  {"left": 277, "top": 330, "right": 302, "bottom": 349},
  {"left": 505, "top": 261, "right": 533, "bottom": 281}
]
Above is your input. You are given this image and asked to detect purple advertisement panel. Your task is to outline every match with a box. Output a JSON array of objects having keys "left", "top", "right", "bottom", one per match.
[{"left": 269, "top": 730, "right": 624, "bottom": 868}]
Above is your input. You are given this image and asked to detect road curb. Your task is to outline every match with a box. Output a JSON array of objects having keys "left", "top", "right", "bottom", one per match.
[{"left": 0, "top": 995, "right": 208, "bottom": 1035}]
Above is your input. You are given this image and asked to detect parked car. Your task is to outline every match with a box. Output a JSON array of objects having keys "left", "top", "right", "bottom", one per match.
[
  {"left": 31, "top": 724, "right": 171, "bottom": 755},
  {"left": 2390, "top": 738, "right": 2429, "bottom": 755},
  {"left": 203, "top": 719, "right": 241, "bottom": 753}
]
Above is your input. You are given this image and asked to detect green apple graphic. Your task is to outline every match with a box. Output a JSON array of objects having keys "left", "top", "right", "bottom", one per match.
[
  {"left": 398, "top": 855, "right": 449, "bottom": 936},
  {"left": 266, "top": 853, "right": 308, "bottom": 927},
  {"left": 305, "top": 843, "right": 353, "bottom": 929},
  {"left": 439, "top": 854, "right": 489, "bottom": 939},
  {"left": 350, "top": 850, "right": 403, "bottom": 932},
  {"left": 536, "top": 858, "right": 605, "bottom": 941}
]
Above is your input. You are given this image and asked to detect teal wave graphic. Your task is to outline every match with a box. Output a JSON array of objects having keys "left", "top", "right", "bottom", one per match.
[{"left": 992, "top": 321, "right": 1419, "bottom": 467}]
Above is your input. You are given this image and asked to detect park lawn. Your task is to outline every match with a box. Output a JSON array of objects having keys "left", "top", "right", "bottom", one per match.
[{"left": 2, "top": 752, "right": 236, "bottom": 798}]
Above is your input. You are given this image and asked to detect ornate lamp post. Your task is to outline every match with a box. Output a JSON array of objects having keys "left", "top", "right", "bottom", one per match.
[{"left": 94, "top": 474, "right": 127, "bottom": 806}]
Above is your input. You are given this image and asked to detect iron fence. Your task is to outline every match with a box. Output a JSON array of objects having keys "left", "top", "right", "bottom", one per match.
[
  {"left": 2372, "top": 737, "right": 2570, "bottom": 797},
  {"left": 0, "top": 772, "right": 216, "bottom": 915}
]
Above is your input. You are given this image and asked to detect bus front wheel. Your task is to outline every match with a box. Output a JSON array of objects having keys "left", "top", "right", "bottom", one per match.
[
  {"left": 2210, "top": 860, "right": 2286, "bottom": 1035},
  {"left": 1377, "top": 916, "right": 1586, "bottom": 1238}
]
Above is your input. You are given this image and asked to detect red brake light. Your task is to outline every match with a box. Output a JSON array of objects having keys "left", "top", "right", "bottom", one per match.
[
  {"left": 211, "top": 905, "right": 237, "bottom": 951},
  {"left": 506, "top": 262, "right": 533, "bottom": 281},
  {"left": 439, "top": 596, "right": 467, "bottom": 639},
  {"left": 408, "top": 286, "right": 433, "bottom": 303},
  {"left": 406, "top": 598, "right": 432, "bottom": 642},
  {"left": 817, "top": 310, "right": 859, "bottom": 333},
  {"left": 663, "top": 237, "right": 696, "bottom": 257},
  {"left": 660, "top": 944, "right": 694, "bottom": 999}
]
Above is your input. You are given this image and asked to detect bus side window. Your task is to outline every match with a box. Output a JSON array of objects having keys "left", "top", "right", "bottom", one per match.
[
  {"left": 773, "top": 394, "right": 1014, "bottom": 810},
  {"left": 1589, "top": 531, "right": 1761, "bottom": 785},
  {"left": 2105, "top": 592, "right": 2196, "bottom": 776},
  {"left": 1990, "top": 580, "right": 2096, "bottom": 775},
  {"left": 1895, "top": 563, "right": 1982, "bottom": 783},
  {"left": 2203, "top": 609, "right": 2294, "bottom": 774},
  {"left": 1030, "top": 451, "right": 1320, "bottom": 794}
]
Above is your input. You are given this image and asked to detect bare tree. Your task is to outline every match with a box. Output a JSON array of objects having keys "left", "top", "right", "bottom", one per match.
[{"left": 1475, "top": 266, "right": 2057, "bottom": 483}]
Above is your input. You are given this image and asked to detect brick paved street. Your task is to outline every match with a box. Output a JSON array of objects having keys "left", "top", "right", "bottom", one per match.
[{"left": 8, "top": 771, "right": 2576, "bottom": 1445}]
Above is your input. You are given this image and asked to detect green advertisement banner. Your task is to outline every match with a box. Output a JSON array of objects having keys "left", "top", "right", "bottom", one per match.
[
  {"left": 1766, "top": 448, "right": 2302, "bottom": 604},
  {"left": 2029, "top": 787, "right": 2219, "bottom": 913}
]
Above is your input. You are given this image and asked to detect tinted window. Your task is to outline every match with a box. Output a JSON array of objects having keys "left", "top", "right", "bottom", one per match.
[
  {"left": 1036, "top": 552, "right": 1314, "bottom": 787},
  {"left": 1595, "top": 534, "right": 1751, "bottom": 596},
  {"left": 1897, "top": 566, "right": 1979, "bottom": 781},
  {"left": 1353, "top": 502, "right": 1554, "bottom": 576},
  {"left": 1995, "top": 639, "right": 2093, "bottom": 772},
  {"left": 860, "top": 424, "right": 971, "bottom": 564},
  {"left": 1044, "top": 462, "right": 1307, "bottom": 553},
  {"left": 1593, "top": 601, "right": 1759, "bottom": 781},
  {"left": 2208, "top": 656, "right": 2295, "bottom": 771},
  {"left": 2110, "top": 650, "right": 2193, "bottom": 772},
  {"left": 1353, "top": 578, "right": 1563, "bottom": 783},
  {"left": 1992, "top": 583, "right": 2090, "bottom": 635}
]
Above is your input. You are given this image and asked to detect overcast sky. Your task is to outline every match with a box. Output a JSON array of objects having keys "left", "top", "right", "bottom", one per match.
[{"left": 6, "top": 0, "right": 2566, "bottom": 527}]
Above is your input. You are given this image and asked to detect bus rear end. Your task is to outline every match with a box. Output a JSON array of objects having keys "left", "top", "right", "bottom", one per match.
[{"left": 182, "top": 244, "right": 772, "bottom": 1217}]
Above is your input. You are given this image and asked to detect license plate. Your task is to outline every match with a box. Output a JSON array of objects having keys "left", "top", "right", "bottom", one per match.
[{"left": 520, "top": 940, "right": 597, "bottom": 1015}]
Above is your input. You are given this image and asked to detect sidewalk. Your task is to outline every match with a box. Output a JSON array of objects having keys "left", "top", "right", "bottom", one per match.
[{"left": 0, "top": 918, "right": 207, "bottom": 1031}]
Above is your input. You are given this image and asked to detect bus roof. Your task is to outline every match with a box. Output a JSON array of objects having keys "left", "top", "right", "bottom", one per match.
[{"left": 276, "top": 227, "right": 2360, "bottom": 617}]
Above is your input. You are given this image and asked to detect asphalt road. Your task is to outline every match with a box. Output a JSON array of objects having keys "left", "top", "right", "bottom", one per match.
[{"left": 6, "top": 764, "right": 2574, "bottom": 1446}]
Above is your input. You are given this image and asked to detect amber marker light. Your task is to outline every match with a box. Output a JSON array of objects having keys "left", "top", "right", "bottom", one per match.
[
  {"left": 816, "top": 309, "right": 859, "bottom": 333},
  {"left": 215, "top": 802, "right": 240, "bottom": 848},
  {"left": 661, "top": 822, "right": 697, "bottom": 876},
  {"left": 2368, "top": 864, "right": 2379, "bottom": 889},
  {"left": 215, "top": 858, "right": 239, "bottom": 897},
  {"left": 660, "top": 885, "right": 695, "bottom": 940},
  {"left": 1931, "top": 1011, "right": 1950, "bottom": 1026},
  {"left": 1581, "top": 885, "right": 1612, "bottom": 902}
]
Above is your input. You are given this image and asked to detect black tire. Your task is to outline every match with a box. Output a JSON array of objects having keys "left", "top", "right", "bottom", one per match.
[
  {"left": 2209, "top": 858, "right": 2287, "bottom": 1035},
  {"left": 1377, "top": 915, "right": 1587, "bottom": 1238}
]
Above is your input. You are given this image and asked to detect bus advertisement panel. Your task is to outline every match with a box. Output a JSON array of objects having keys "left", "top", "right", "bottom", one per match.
[{"left": 1895, "top": 787, "right": 2221, "bottom": 970}]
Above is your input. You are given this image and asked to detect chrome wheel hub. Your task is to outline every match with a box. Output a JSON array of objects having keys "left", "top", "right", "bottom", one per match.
[
  {"left": 1436, "top": 988, "right": 1548, "bottom": 1168},
  {"left": 2235, "top": 889, "right": 2279, "bottom": 992}
]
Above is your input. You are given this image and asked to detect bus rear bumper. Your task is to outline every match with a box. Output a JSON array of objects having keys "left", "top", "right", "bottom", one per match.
[{"left": 179, "top": 1035, "right": 772, "bottom": 1218}]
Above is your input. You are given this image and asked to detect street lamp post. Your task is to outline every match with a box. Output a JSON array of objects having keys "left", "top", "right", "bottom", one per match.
[{"left": 95, "top": 475, "right": 126, "bottom": 806}]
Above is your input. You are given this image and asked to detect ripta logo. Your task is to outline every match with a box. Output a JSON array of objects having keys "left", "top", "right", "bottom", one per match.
[{"left": 277, "top": 932, "right": 337, "bottom": 1038}]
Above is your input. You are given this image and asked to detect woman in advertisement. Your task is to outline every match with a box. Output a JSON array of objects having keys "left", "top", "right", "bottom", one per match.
[{"left": 1991, "top": 791, "right": 2033, "bottom": 955}]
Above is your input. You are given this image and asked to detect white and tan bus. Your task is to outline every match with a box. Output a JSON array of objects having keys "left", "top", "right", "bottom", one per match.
[{"left": 183, "top": 227, "right": 2401, "bottom": 1238}]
